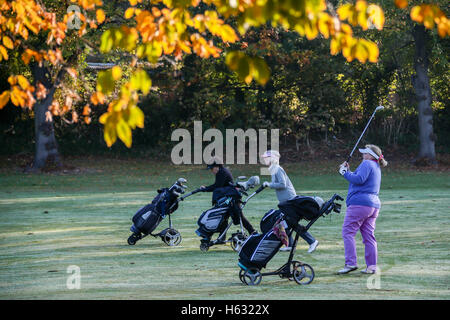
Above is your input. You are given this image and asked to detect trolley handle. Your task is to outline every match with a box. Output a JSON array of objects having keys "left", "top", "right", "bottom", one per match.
[
  {"left": 179, "top": 188, "right": 202, "bottom": 201},
  {"left": 320, "top": 193, "right": 344, "bottom": 216},
  {"left": 254, "top": 185, "right": 267, "bottom": 194}
]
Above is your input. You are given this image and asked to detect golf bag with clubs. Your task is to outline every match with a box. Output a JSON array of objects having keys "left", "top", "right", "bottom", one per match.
[
  {"left": 196, "top": 176, "right": 264, "bottom": 252},
  {"left": 237, "top": 194, "right": 343, "bottom": 286},
  {"left": 127, "top": 178, "right": 198, "bottom": 246}
]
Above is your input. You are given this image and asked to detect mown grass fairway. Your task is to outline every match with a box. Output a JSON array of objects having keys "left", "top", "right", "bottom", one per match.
[{"left": 0, "top": 158, "right": 449, "bottom": 299}]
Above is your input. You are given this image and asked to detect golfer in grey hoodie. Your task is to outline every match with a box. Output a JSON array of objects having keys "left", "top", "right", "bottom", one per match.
[{"left": 261, "top": 150, "right": 319, "bottom": 253}]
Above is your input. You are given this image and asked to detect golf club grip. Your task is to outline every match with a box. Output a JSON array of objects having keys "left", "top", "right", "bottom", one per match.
[
  {"left": 181, "top": 188, "right": 201, "bottom": 200},
  {"left": 255, "top": 185, "right": 266, "bottom": 193}
]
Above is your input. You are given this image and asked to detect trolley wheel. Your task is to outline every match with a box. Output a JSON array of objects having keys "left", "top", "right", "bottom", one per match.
[
  {"left": 277, "top": 264, "right": 292, "bottom": 280},
  {"left": 239, "top": 269, "right": 246, "bottom": 284},
  {"left": 230, "top": 233, "right": 246, "bottom": 252},
  {"left": 292, "top": 261, "right": 315, "bottom": 285},
  {"left": 200, "top": 242, "right": 209, "bottom": 252},
  {"left": 162, "top": 228, "right": 182, "bottom": 246},
  {"left": 242, "top": 268, "right": 262, "bottom": 286},
  {"left": 127, "top": 234, "right": 140, "bottom": 245}
]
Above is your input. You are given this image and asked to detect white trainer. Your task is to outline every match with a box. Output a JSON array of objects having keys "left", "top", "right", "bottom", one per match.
[
  {"left": 279, "top": 246, "right": 292, "bottom": 252},
  {"left": 361, "top": 268, "right": 377, "bottom": 274},
  {"left": 307, "top": 240, "right": 319, "bottom": 253},
  {"left": 337, "top": 265, "right": 358, "bottom": 274}
]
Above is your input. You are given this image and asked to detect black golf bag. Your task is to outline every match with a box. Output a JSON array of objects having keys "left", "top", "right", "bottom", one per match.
[
  {"left": 238, "top": 194, "right": 343, "bottom": 286},
  {"left": 278, "top": 196, "right": 321, "bottom": 224},
  {"left": 196, "top": 186, "right": 242, "bottom": 241},
  {"left": 131, "top": 188, "right": 178, "bottom": 235},
  {"left": 127, "top": 179, "right": 189, "bottom": 246},
  {"left": 260, "top": 209, "right": 283, "bottom": 234},
  {"left": 239, "top": 196, "right": 321, "bottom": 270}
]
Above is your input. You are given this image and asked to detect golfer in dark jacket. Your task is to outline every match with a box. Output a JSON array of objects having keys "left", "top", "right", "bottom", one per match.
[
  {"left": 201, "top": 159, "right": 255, "bottom": 235},
  {"left": 201, "top": 163, "right": 234, "bottom": 192}
]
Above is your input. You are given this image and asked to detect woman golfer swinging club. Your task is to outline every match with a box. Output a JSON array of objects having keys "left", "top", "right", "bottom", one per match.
[{"left": 338, "top": 144, "right": 388, "bottom": 274}]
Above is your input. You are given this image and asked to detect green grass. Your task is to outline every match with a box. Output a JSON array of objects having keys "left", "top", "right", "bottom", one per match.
[{"left": 0, "top": 158, "right": 449, "bottom": 299}]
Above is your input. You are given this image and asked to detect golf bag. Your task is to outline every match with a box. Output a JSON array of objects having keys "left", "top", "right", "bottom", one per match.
[
  {"left": 127, "top": 178, "right": 191, "bottom": 246},
  {"left": 237, "top": 194, "right": 343, "bottom": 286},
  {"left": 238, "top": 230, "right": 285, "bottom": 270},
  {"left": 260, "top": 209, "right": 283, "bottom": 234},
  {"left": 239, "top": 196, "right": 321, "bottom": 270},
  {"left": 131, "top": 188, "right": 178, "bottom": 235},
  {"left": 278, "top": 196, "right": 321, "bottom": 225},
  {"left": 196, "top": 186, "right": 242, "bottom": 241}
]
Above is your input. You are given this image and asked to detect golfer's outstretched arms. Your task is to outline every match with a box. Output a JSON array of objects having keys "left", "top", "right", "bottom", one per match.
[
  {"left": 203, "top": 168, "right": 233, "bottom": 192},
  {"left": 269, "top": 168, "right": 288, "bottom": 189},
  {"left": 343, "top": 161, "right": 371, "bottom": 185}
]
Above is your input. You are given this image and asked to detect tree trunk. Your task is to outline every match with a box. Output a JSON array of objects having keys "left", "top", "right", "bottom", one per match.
[
  {"left": 30, "top": 64, "right": 61, "bottom": 170},
  {"left": 411, "top": 25, "right": 436, "bottom": 163}
]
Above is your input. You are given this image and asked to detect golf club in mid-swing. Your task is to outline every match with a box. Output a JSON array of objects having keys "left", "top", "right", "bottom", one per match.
[{"left": 346, "top": 105, "right": 384, "bottom": 163}]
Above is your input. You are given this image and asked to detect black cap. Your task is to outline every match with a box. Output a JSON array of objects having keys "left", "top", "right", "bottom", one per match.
[
  {"left": 206, "top": 156, "right": 223, "bottom": 170},
  {"left": 206, "top": 162, "right": 222, "bottom": 170}
]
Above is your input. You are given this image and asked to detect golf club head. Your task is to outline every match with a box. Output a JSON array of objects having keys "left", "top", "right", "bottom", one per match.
[
  {"left": 176, "top": 178, "right": 187, "bottom": 189},
  {"left": 172, "top": 190, "right": 181, "bottom": 197}
]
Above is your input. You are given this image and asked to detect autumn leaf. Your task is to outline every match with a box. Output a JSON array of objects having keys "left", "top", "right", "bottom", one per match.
[
  {"left": 127, "top": 106, "right": 144, "bottom": 129},
  {"left": 2, "top": 36, "right": 14, "bottom": 49},
  {"left": 394, "top": 0, "right": 408, "bottom": 9},
  {"left": 0, "top": 91, "right": 10, "bottom": 109},
  {"left": 17, "top": 75, "right": 30, "bottom": 90},
  {"left": 97, "top": 69, "right": 116, "bottom": 94},
  {"left": 104, "top": 121, "right": 117, "bottom": 147},
  {"left": 82, "top": 105, "right": 91, "bottom": 116},
  {"left": 111, "top": 66, "right": 122, "bottom": 80},
  {"left": 84, "top": 116, "right": 92, "bottom": 124},
  {"left": 130, "top": 69, "right": 151, "bottom": 94},
  {"left": 250, "top": 56, "right": 271, "bottom": 86},
  {"left": 124, "top": 7, "right": 135, "bottom": 19},
  {"left": 96, "top": 9, "right": 105, "bottom": 24},
  {"left": 367, "top": 4, "right": 384, "bottom": 30},
  {"left": 36, "top": 83, "right": 47, "bottom": 100},
  {"left": 337, "top": 1, "right": 384, "bottom": 31},
  {"left": 10, "top": 87, "right": 26, "bottom": 107},
  {"left": 225, "top": 51, "right": 270, "bottom": 85},
  {"left": 116, "top": 118, "right": 132, "bottom": 147},
  {"left": 66, "top": 68, "right": 78, "bottom": 78},
  {"left": 0, "top": 45, "right": 8, "bottom": 60},
  {"left": 90, "top": 91, "right": 105, "bottom": 105}
]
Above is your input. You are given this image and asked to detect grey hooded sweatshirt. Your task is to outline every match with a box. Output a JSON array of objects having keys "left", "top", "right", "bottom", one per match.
[{"left": 269, "top": 165, "right": 297, "bottom": 203}]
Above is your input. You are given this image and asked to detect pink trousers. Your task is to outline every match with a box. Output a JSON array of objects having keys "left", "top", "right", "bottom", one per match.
[{"left": 342, "top": 205, "right": 379, "bottom": 269}]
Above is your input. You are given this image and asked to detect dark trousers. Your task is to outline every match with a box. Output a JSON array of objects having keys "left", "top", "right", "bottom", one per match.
[
  {"left": 240, "top": 214, "right": 255, "bottom": 234},
  {"left": 230, "top": 207, "right": 255, "bottom": 234}
]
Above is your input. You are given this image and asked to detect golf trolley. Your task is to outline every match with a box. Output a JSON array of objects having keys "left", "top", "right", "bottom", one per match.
[
  {"left": 238, "top": 194, "right": 343, "bottom": 286},
  {"left": 197, "top": 176, "right": 266, "bottom": 253},
  {"left": 127, "top": 178, "right": 201, "bottom": 246}
]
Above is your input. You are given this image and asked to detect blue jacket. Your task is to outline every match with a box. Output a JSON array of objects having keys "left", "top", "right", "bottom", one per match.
[{"left": 343, "top": 160, "right": 381, "bottom": 209}]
